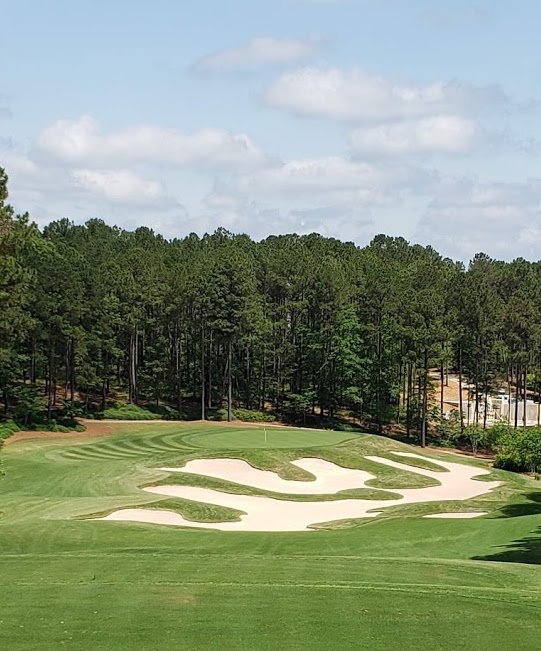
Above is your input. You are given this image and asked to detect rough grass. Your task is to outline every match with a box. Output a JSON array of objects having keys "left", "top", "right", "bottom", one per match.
[{"left": 1, "top": 422, "right": 541, "bottom": 650}]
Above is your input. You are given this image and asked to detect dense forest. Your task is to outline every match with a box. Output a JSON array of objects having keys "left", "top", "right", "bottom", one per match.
[{"left": 2, "top": 166, "right": 541, "bottom": 457}]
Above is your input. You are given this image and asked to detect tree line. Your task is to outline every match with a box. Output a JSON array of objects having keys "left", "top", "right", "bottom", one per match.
[{"left": 2, "top": 166, "right": 541, "bottom": 447}]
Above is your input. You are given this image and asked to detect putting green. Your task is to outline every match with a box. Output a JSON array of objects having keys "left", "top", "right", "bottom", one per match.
[
  {"left": 1, "top": 421, "right": 540, "bottom": 650},
  {"left": 182, "top": 426, "right": 355, "bottom": 449}
]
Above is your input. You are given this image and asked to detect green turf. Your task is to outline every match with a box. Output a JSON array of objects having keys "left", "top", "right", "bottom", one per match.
[{"left": 1, "top": 422, "right": 541, "bottom": 650}]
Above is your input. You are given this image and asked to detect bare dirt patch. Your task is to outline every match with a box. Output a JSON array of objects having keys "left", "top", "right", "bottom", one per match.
[{"left": 4, "top": 420, "right": 118, "bottom": 446}]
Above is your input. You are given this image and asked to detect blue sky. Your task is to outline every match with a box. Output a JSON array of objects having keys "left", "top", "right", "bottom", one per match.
[{"left": 1, "top": 0, "right": 540, "bottom": 260}]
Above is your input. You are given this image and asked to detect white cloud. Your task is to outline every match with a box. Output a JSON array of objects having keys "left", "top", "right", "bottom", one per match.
[
  {"left": 349, "top": 115, "right": 480, "bottom": 155},
  {"left": 1, "top": 150, "right": 39, "bottom": 177},
  {"left": 202, "top": 155, "right": 433, "bottom": 242},
  {"left": 193, "top": 36, "right": 321, "bottom": 71},
  {"left": 415, "top": 177, "right": 541, "bottom": 259},
  {"left": 229, "top": 156, "right": 428, "bottom": 201},
  {"left": 265, "top": 66, "right": 509, "bottom": 122},
  {"left": 202, "top": 192, "right": 374, "bottom": 243},
  {"left": 37, "top": 116, "right": 267, "bottom": 170},
  {"left": 71, "top": 169, "right": 167, "bottom": 204}
]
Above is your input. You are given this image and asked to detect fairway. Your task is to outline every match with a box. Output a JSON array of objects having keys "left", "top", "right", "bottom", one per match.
[{"left": 1, "top": 422, "right": 541, "bottom": 650}]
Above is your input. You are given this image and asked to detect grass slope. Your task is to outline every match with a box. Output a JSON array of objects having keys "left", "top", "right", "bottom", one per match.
[{"left": 1, "top": 422, "right": 541, "bottom": 650}]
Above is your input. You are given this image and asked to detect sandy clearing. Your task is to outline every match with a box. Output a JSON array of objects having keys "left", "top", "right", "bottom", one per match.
[
  {"left": 423, "top": 512, "right": 488, "bottom": 519},
  {"left": 160, "top": 458, "right": 375, "bottom": 494},
  {"left": 99, "top": 452, "right": 501, "bottom": 532},
  {"left": 4, "top": 420, "right": 118, "bottom": 446}
]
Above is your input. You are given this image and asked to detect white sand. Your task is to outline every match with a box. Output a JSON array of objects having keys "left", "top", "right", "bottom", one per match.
[
  {"left": 423, "top": 512, "right": 488, "bottom": 519},
  {"left": 100, "top": 452, "right": 501, "bottom": 532},
  {"left": 159, "top": 457, "right": 375, "bottom": 494}
]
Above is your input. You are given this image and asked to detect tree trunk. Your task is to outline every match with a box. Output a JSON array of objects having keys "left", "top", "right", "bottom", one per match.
[
  {"left": 395, "top": 363, "right": 401, "bottom": 424},
  {"left": 246, "top": 345, "right": 251, "bottom": 410},
  {"left": 47, "top": 339, "right": 55, "bottom": 421},
  {"left": 421, "top": 348, "right": 428, "bottom": 448},
  {"left": 458, "top": 344, "right": 464, "bottom": 434},
  {"left": 129, "top": 329, "right": 138, "bottom": 404},
  {"left": 200, "top": 326, "right": 206, "bottom": 420},
  {"left": 523, "top": 365, "right": 528, "bottom": 429},
  {"left": 176, "top": 332, "right": 182, "bottom": 414},
  {"left": 406, "top": 362, "right": 412, "bottom": 436},
  {"left": 64, "top": 337, "right": 70, "bottom": 400},
  {"left": 70, "top": 337, "right": 75, "bottom": 403},
  {"left": 30, "top": 335, "right": 37, "bottom": 384},
  {"left": 507, "top": 365, "right": 512, "bottom": 425},
  {"left": 227, "top": 338, "right": 233, "bottom": 422},
  {"left": 440, "top": 359, "right": 444, "bottom": 417},
  {"left": 207, "top": 331, "right": 212, "bottom": 410},
  {"left": 514, "top": 364, "right": 519, "bottom": 429},
  {"left": 101, "top": 349, "right": 108, "bottom": 411},
  {"left": 376, "top": 317, "right": 382, "bottom": 434},
  {"left": 537, "top": 377, "right": 541, "bottom": 427},
  {"left": 474, "top": 357, "right": 479, "bottom": 425}
]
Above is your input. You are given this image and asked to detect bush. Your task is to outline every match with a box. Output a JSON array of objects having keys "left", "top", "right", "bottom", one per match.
[
  {"left": 209, "top": 407, "right": 229, "bottom": 422},
  {"left": 332, "top": 422, "right": 358, "bottom": 432},
  {"left": 0, "top": 421, "right": 22, "bottom": 474},
  {"left": 234, "top": 408, "right": 276, "bottom": 423},
  {"left": 490, "top": 421, "right": 514, "bottom": 448},
  {"left": 494, "top": 451, "right": 525, "bottom": 473},
  {"left": 149, "top": 405, "right": 183, "bottom": 421},
  {"left": 101, "top": 403, "right": 162, "bottom": 421},
  {"left": 431, "top": 409, "right": 461, "bottom": 446},
  {"left": 463, "top": 423, "right": 488, "bottom": 454},
  {"left": 494, "top": 426, "right": 541, "bottom": 474}
]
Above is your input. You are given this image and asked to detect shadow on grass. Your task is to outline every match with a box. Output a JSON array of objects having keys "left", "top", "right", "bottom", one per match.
[
  {"left": 473, "top": 492, "right": 541, "bottom": 565},
  {"left": 492, "top": 491, "right": 541, "bottom": 519},
  {"left": 473, "top": 524, "right": 541, "bottom": 565}
]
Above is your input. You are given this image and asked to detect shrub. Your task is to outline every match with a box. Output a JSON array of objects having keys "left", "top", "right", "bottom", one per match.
[
  {"left": 462, "top": 424, "right": 486, "bottom": 455},
  {"left": 494, "top": 426, "right": 541, "bottom": 473},
  {"left": 101, "top": 403, "right": 162, "bottom": 420},
  {"left": 210, "top": 408, "right": 229, "bottom": 422},
  {"left": 234, "top": 408, "right": 276, "bottom": 423},
  {"left": 490, "top": 420, "right": 514, "bottom": 445},
  {"left": 431, "top": 409, "right": 461, "bottom": 446},
  {"left": 150, "top": 405, "right": 183, "bottom": 421}
]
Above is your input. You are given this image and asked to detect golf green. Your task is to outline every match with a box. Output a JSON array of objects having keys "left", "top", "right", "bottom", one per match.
[{"left": 1, "top": 422, "right": 540, "bottom": 650}]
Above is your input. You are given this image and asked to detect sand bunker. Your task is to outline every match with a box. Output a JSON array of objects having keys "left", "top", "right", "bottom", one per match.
[
  {"left": 99, "top": 452, "right": 501, "bottom": 532},
  {"left": 160, "top": 457, "right": 376, "bottom": 494}
]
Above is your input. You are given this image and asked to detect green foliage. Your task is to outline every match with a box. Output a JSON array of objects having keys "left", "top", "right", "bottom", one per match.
[
  {"left": 430, "top": 409, "right": 461, "bottom": 447},
  {"left": 462, "top": 424, "right": 485, "bottom": 455},
  {"left": 12, "top": 384, "right": 43, "bottom": 425},
  {"left": 495, "top": 426, "right": 541, "bottom": 473},
  {"left": 4, "top": 165, "right": 541, "bottom": 452},
  {"left": 0, "top": 419, "right": 21, "bottom": 442},
  {"left": 233, "top": 408, "right": 276, "bottom": 423},
  {"left": 101, "top": 404, "right": 162, "bottom": 420},
  {"left": 208, "top": 407, "right": 229, "bottom": 422}
]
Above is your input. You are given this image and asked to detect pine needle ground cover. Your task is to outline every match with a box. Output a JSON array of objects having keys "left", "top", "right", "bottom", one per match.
[{"left": 1, "top": 422, "right": 540, "bottom": 650}]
